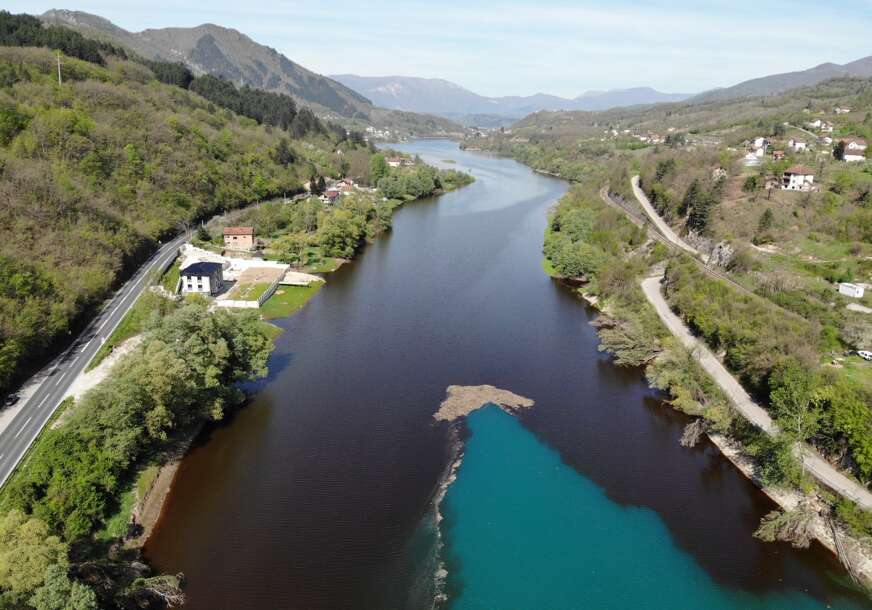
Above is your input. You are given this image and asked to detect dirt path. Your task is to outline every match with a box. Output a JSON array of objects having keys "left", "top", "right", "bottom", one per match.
[{"left": 641, "top": 273, "right": 872, "bottom": 510}]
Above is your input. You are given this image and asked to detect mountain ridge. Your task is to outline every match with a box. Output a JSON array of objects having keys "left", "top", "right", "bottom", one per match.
[{"left": 329, "top": 74, "right": 692, "bottom": 123}]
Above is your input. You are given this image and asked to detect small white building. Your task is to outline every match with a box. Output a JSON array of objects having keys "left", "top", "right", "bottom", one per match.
[
  {"left": 821, "top": 121, "right": 834, "bottom": 133},
  {"left": 743, "top": 152, "right": 762, "bottom": 167},
  {"left": 180, "top": 261, "right": 224, "bottom": 295},
  {"left": 751, "top": 136, "right": 769, "bottom": 150},
  {"left": 788, "top": 138, "right": 807, "bottom": 152},
  {"left": 781, "top": 165, "right": 815, "bottom": 191},
  {"left": 839, "top": 283, "right": 865, "bottom": 299},
  {"left": 808, "top": 119, "right": 822, "bottom": 129},
  {"left": 834, "top": 106, "right": 851, "bottom": 114},
  {"left": 845, "top": 151, "right": 867, "bottom": 162},
  {"left": 820, "top": 135, "right": 833, "bottom": 145}
]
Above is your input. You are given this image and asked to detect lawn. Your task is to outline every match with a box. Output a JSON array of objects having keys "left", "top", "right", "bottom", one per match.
[
  {"left": 231, "top": 282, "right": 272, "bottom": 301},
  {"left": 160, "top": 260, "right": 181, "bottom": 293},
  {"left": 260, "top": 283, "right": 323, "bottom": 320}
]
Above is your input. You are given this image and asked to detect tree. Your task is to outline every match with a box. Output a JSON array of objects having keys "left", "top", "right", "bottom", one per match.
[
  {"left": 685, "top": 190, "right": 715, "bottom": 234},
  {"left": 0, "top": 510, "right": 68, "bottom": 604},
  {"left": 769, "top": 357, "right": 820, "bottom": 441},
  {"left": 29, "top": 564, "right": 98, "bottom": 610},
  {"left": 679, "top": 178, "right": 702, "bottom": 216},
  {"left": 757, "top": 208, "right": 774, "bottom": 233},
  {"left": 833, "top": 140, "right": 846, "bottom": 161},
  {"left": 369, "top": 154, "right": 389, "bottom": 184}
]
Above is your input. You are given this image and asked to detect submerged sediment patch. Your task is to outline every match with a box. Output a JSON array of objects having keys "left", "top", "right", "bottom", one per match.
[{"left": 433, "top": 385, "right": 534, "bottom": 422}]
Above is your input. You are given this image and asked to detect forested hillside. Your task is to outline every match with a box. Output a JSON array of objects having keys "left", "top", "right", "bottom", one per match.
[{"left": 0, "top": 35, "right": 369, "bottom": 396}]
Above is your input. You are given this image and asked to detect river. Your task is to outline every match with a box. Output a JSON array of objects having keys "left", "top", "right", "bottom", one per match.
[{"left": 145, "top": 139, "right": 868, "bottom": 609}]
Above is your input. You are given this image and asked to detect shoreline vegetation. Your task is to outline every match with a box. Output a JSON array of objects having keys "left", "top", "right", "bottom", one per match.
[
  {"left": 467, "top": 72, "right": 872, "bottom": 591},
  {"left": 0, "top": 13, "right": 477, "bottom": 606}
]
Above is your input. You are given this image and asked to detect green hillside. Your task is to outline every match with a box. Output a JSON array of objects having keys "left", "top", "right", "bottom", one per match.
[{"left": 0, "top": 39, "right": 369, "bottom": 396}]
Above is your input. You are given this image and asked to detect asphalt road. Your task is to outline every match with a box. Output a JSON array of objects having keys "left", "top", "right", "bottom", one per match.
[{"left": 0, "top": 234, "right": 187, "bottom": 489}]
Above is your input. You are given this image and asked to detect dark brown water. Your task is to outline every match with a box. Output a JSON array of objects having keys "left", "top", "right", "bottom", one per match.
[{"left": 146, "top": 140, "right": 866, "bottom": 609}]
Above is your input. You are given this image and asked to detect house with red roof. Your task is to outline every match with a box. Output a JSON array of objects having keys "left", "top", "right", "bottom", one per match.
[{"left": 781, "top": 166, "right": 815, "bottom": 191}]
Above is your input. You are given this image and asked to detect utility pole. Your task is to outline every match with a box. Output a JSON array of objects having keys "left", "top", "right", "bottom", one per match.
[{"left": 56, "top": 50, "right": 62, "bottom": 86}]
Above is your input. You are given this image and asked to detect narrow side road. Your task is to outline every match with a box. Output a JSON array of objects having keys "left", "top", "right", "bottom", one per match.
[
  {"left": 630, "top": 175, "right": 699, "bottom": 256},
  {"left": 0, "top": 234, "right": 187, "bottom": 489},
  {"left": 641, "top": 274, "right": 872, "bottom": 511}
]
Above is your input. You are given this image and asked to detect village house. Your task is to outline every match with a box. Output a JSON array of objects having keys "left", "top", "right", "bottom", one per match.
[
  {"left": 840, "top": 138, "right": 868, "bottom": 162},
  {"left": 320, "top": 189, "right": 341, "bottom": 204},
  {"left": 387, "top": 157, "right": 405, "bottom": 168},
  {"left": 788, "top": 138, "right": 807, "bottom": 152},
  {"left": 820, "top": 135, "right": 834, "bottom": 145},
  {"left": 821, "top": 121, "right": 834, "bottom": 133},
  {"left": 772, "top": 150, "right": 785, "bottom": 161},
  {"left": 743, "top": 152, "right": 762, "bottom": 167},
  {"left": 842, "top": 137, "right": 867, "bottom": 152},
  {"left": 223, "top": 226, "right": 255, "bottom": 251},
  {"left": 808, "top": 119, "right": 822, "bottom": 129},
  {"left": 180, "top": 261, "right": 224, "bottom": 295},
  {"left": 750, "top": 136, "right": 769, "bottom": 151},
  {"left": 839, "top": 282, "right": 865, "bottom": 299},
  {"left": 781, "top": 165, "right": 815, "bottom": 191},
  {"left": 834, "top": 106, "right": 851, "bottom": 114}
]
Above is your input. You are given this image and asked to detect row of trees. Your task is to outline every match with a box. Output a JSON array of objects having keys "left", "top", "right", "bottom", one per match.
[
  {"left": 0, "top": 301, "right": 274, "bottom": 608},
  {"left": 0, "top": 11, "right": 125, "bottom": 66}
]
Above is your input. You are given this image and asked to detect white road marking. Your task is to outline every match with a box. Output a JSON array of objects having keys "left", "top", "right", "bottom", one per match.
[{"left": 13, "top": 418, "right": 31, "bottom": 438}]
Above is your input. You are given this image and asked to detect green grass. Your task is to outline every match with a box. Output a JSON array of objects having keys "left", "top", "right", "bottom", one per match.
[
  {"left": 541, "top": 257, "right": 558, "bottom": 277},
  {"left": 303, "top": 257, "right": 344, "bottom": 274},
  {"left": 0, "top": 397, "right": 73, "bottom": 503},
  {"left": 232, "top": 282, "right": 272, "bottom": 301},
  {"left": 96, "top": 462, "right": 161, "bottom": 541},
  {"left": 87, "top": 292, "right": 167, "bottom": 371},
  {"left": 838, "top": 356, "right": 872, "bottom": 394},
  {"left": 260, "top": 283, "right": 323, "bottom": 320},
  {"left": 160, "top": 260, "right": 181, "bottom": 293}
]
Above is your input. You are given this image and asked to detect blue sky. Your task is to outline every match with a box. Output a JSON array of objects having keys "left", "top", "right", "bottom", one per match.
[{"left": 10, "top": 1, "right": 872, "bottom": 97}]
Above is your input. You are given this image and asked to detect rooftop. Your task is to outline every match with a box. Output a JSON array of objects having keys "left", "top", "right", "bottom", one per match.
[{"left": 224, "top": 226, "right": 254, "bottom": 236}]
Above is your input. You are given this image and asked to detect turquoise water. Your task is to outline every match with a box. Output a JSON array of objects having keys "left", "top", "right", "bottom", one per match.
[{"left": 442, "top": 406, "right": 864, "bottom": 610}]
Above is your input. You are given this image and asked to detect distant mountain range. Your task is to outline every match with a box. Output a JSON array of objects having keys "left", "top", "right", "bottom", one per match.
[
  {"left": 330, "top": 75, "right": 691, "bottom": 124},
  {"left": 689, "top": 56, "right": 872, "bottom": 103},
  {"left": 36, "top": 10, "right": 872, "bottom": 128}
]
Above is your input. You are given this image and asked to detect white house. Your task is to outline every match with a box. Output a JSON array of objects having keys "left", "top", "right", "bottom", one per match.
[
  {"left": 180, "top": 261, "right": 224, "bottom": 295},
  {"left": 788, "top": 138, "right": 807, "bottom": 152},
  {"left": 842, "top": 138, "right": 867, "bottom": 152},
  {"left": 743, "top": 152, "right": 762, "bottom": 167},
  {"left": 841, "top": 138, "right": 868, "bottom": 162},
  {"left": 839, "top": 283, "right": 865, "bottom": 299},
  {"left": 821, "top": 121, "right": 834, "bottom": 133},
  {"left": 751, "top": 136, "right": 769, "bottom": 150},
  {"left": 820, "top": 135, "right": 833, "bottom": 145},
  {"left": 834, "top": 106, "right": 851, "bottom": 114},
  {"left": 781, "top": 165, "right": 815, "bottom": 191},
  {"left": 808, "top": 119, "right": 822, "bottom": 129}
]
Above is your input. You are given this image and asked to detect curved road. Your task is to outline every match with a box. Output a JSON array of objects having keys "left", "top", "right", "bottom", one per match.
[
  {"left": 0, "top": 234, "right": 187, "bottom": 489},
  {"left": 641, "top": 274, "right": 872, "bottom": 511},
  {"left": 630, "top": 175, "right": 699, "bottom": 256}
]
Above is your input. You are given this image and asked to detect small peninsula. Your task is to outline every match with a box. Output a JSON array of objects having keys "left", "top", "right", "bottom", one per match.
[{"left": 434, "top": 385, "right": 535, "bottom": 421}]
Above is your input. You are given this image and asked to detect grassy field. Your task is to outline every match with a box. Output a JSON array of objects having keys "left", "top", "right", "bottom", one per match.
[
  {"left": 160, "top": 260, "right": 181, "bottom": 293},
  {"left": 260, "top": 284, "right": 324, "bottom": 320},
  {"left": 231, "top": 282, "right": 273, "bottom": 301},
  {"left": 86, "top": 292, "right": 169, "bottom": 371}
]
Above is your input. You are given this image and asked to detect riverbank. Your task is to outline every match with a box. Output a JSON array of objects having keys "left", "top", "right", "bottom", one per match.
[{"left": 539, "top": 179, "right": 872, "bottom": 591}]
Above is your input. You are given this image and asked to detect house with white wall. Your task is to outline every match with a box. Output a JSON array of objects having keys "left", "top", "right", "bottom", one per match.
[
  {"left": 180, "top": 262, "right": 224, "bottom": 295},
  {"left": 781, "top": 166, "right": 815, "bottom": 191}
]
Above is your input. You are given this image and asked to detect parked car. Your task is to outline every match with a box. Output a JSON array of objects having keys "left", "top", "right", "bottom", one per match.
[{"left": 859, "top": 350, "right": 872, "bottom": 361}]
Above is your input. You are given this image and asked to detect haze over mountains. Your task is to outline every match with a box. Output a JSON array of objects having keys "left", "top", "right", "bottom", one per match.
[
  {"left": 38, "top": 9, "right": 872, "bottom": 131},
  {"left": 330, "top": 74, "right": 691, "bottom": 125}
]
